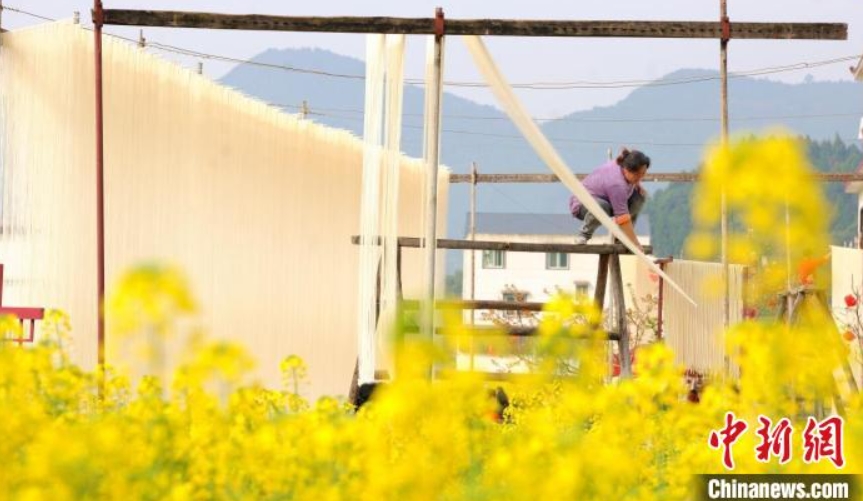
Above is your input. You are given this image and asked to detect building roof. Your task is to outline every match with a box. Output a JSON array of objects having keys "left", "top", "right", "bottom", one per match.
[{"left": 465, "top": 212, "right": 651, "bottom": 237}]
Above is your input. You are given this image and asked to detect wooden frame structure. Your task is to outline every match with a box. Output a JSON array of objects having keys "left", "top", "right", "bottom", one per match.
[
  {"left": 352, "top": 236, "right": 652, "bottom": 380},
  {"left": 0, "top": 265, "right": 45, "bottom": 346},
  {"left": 90, "top": 2, "right": 847, "bottom": 379},
  {"left": 776, "top": 285, "right": 860, "bottom": 416}
]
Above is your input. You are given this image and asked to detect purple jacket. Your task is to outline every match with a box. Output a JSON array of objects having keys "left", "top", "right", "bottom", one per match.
[{"left": 569, "top": 160, "right": 636, "bottom": 220}]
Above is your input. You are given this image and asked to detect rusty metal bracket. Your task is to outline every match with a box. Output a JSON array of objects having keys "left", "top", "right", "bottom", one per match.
[
  {"left": 434, "top": 7, "right": 445, "bottom": 38},
  {"left": 92, "top": 1, "right": 104, "bottom": 27},
  {"left": 721, "top": 16, "right": 731, "bottom": 42}
]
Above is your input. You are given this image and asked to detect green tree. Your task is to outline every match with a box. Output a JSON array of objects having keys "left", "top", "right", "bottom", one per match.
[{"left": 646, "top": 136, "right": 861, "bottom": 257}]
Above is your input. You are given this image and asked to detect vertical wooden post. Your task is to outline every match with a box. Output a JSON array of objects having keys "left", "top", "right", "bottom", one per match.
[
  {"left": 94, "top": 0, "right": 107, "bottom": 393},
  {"left": 469, "top": 162, "right": 477, "bottom": 370},
  {"left": 301, "top": 100, "right": 309, "bottom": 119},
  {"left": 594, "top": 255, "right": 610, "bottom": 310},
  {"left": 610, "top": 254, "right": 631, "bottom": 377},
  {"left": 421, "top": 7, "right": 445, "bottom": 377}
]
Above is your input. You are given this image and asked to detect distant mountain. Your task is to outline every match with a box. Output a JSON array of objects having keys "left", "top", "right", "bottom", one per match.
[{"left": 219, "top": 49, "right": 863, "bottom": 271}]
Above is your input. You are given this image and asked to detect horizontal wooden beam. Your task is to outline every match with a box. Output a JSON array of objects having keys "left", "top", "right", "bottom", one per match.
[
  {"left": 351, "top": 236, "right": 652, "bottom": 255},
  {"left": 449, "top": 172, "right": 863, "bottom": 183},
  {"left": 402, "top": 323, "right": 620, "bottom": 340},
  {"left": 400, "top": 299, "right": 546, "bottom": 312},
  {"left": 101, "top": 10, "right": 847, "bottom": 40},
  {"left": 0, "top": 307, "right": 45, "bottom": 320},
  {"left": 435, "top": 370, "right": 577, "bottom": 382}
]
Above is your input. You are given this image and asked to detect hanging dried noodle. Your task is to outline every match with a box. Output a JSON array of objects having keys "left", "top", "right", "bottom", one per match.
[{"left": 0, "top": 22, "right": 448, "bottom": 398}]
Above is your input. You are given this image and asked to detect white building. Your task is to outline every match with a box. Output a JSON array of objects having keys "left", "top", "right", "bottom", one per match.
[
  {"left": 828, "top": 60, "right": 863, "bottom": 386},
  {"left": 457, "top": 212, "right": 652, "bottom": 374},
  {"left": 850, "top": 56, "right": 863, "bottom": 247},
  {"left": 461, "top": 212, "right": 652, "bottom": 308}
]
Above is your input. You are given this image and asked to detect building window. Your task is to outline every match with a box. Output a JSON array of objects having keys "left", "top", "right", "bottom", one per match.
[
  {"left": 575, "top": 280, "right": 591, "bottom": 295},
  {"left": 482, "top": 250, "right": 505, "bottom": 269},
  {"left": 502, "top": 290, "right": 529, "bottom": 302},
  {"left": 501, "top": 288, "right": 530, "bottom": 321},
  {"left": 546, "top": 252, "right": 569, "bottom": 270}
]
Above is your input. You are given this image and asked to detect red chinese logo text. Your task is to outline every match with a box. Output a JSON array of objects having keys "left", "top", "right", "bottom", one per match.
[
  {"left": 802, "top": 416, "right": 845, "bottom": 468},
  {"left": 709, "top": 411, "right": 748, "bottom": 470}
]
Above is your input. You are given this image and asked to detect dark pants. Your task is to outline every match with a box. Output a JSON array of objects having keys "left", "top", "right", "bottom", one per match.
[{"left": 575, "top": 190, "right": 645, "bottom": 239}]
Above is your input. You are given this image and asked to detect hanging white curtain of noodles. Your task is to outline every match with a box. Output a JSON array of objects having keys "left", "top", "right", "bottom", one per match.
[
  {"left": 663, "top": 260, "right": 745, "bottom": 375},
  {"left": 378, "top": 34, "right": 406, "bottom": 379},
  {"left": 0, "top": 21, "right": 446, "bottom": 399},
  {"left": 461, "top": 36, "right": 695, "bottom": 307},
  {"left": 357, "top": 34, "right": 407, "bottom": 384},
  {"left": 357, "top": 34, "right": 386, "bottom": 385}
]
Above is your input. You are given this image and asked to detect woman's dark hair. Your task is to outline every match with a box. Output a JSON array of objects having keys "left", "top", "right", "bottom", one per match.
[{"left": 616, "top": 148, "right": 651, "bottom": 172}]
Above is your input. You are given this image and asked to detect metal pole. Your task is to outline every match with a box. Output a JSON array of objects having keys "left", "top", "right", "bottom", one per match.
[
  {"left": 421, "top": 7, "right": 444, "bottom": 374},
  {"left": 719, "top": 0, "right": 733, "bottom": 381},
  {"left": 720, "top": 0, "right": 730, "bottom": 333},
  {"left": 469, "top": 162, "right": 477, "bottom": 371},
  {"left": 94, "top": 0, "right": 107, "bottom": 391}
]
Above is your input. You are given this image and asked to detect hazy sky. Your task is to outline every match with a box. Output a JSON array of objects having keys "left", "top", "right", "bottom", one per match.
[{"left": 7, "top": 1, "right": 863, "bottom": 116}]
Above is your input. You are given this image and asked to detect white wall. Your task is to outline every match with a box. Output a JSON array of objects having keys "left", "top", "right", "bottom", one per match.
[
  {"left": 832, "top": 245, "right": 863, "bottom": 385},
  {"left": 461, "top": 232, "right": 652, "bottom": 308}
]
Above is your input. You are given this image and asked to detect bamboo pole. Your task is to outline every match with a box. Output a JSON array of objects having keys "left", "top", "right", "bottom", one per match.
[{"left": 421, "top": 8, "right": 445, "bottom": 374}]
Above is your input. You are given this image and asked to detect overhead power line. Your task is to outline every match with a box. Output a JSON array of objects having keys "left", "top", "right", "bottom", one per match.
[
  {"left": 274, "top": 102, "right": 863, "bottom": 124},
  {"left": 137, "top": 41, "right": 863, "bottom": 91},
  {"left": 5, "top": 5, "right": 862, "bottom": 92},
  {"left": 6, "top": 6, "right": 861, "bottom": 150},
  {"left": 2, "top": 5, "right": 55, "bottom": 22}
]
